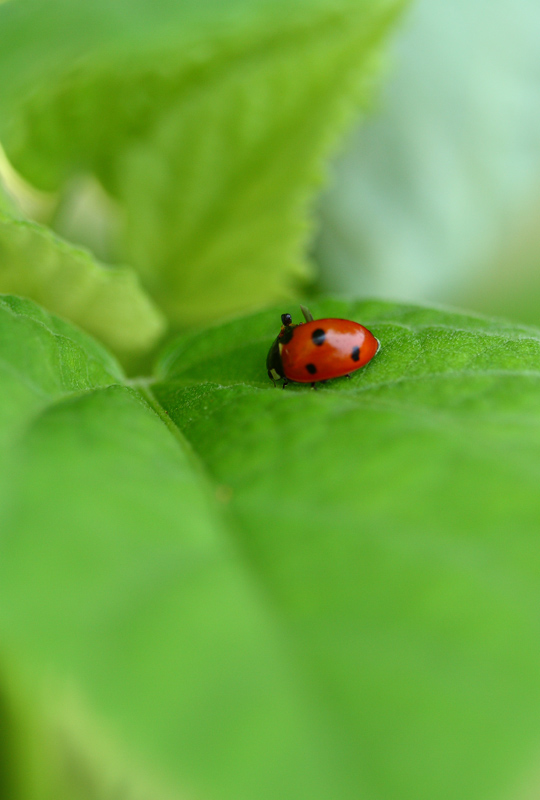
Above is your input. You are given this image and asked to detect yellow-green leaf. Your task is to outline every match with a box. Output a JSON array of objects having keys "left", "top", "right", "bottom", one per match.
[{"left": 0, "top": 211, "right": 165, "bottom": 358}]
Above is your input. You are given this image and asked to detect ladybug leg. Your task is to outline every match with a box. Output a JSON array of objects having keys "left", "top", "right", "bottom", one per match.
[
  {"left": 345, "top": 374, "right": 351, "bottom": 379},
  {"left": 311, "top": 382, "right": 317, "bottom": 390},
  {"left": 282, "top": 379, "right": 289, "bottom": 389}
]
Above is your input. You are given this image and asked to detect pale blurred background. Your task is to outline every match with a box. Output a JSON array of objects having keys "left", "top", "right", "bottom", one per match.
[{"left": 315, "top": 0, "right": 540, "bottom": 326}]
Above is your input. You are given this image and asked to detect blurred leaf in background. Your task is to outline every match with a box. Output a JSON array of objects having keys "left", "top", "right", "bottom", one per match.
[
  {"left": 315, "top": 0, "right": 540, "bottom": 325},
  {"left": 0, "top": 211, "right": 165, "bottom": 359},
  {"left": 0, "top": 0, "right": 405, "bottom": 331},
  {"left": 0, "top": 179, "right": 11, "bottom": 213}
]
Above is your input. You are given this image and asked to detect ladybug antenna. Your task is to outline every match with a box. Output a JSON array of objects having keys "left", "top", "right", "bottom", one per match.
[
  {"left": 300, "top": 305, "right": 314, "bottom": 323},
  {"left": 281, "top": 313, "right": 292, "bottom": 326}
]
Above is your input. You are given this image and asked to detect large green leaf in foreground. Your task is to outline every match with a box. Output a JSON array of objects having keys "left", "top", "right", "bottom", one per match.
[
  {"left": 154, "top": 299, "right": 540, "bottom": 800},
  {"left": 3, "top": 294, "right": 540, "bottom": 800},
  {"left": 0, "top": 0, "right": 404, "bottom": 327}
]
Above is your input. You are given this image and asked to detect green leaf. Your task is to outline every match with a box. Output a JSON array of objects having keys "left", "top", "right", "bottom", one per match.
[
  {"left": 154, "top": 298, "right": 540, "bottom": 800},
  {"left": 0, "top": 173, "right": 21, "bottom": 217},
  {"left": 0, "top": 295, "right": 367, "bottom": 800},
  {"left": 0, "top": 180, "right": 11, "bottom": 213},
  {"left": 0, "top": 210, "right": 165, "bottom": 358},
  {"left": 0, "top": 0, "right": 405, "bottom": 327}
]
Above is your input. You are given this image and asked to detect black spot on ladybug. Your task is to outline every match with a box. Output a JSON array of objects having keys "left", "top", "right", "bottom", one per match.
[
  {"left": 351, "top": 346, "right": 360, "bottom": 362},
  {"left": 311, "top": 328, "right": 326, "bottom": 346},
  {"left": 306, "top": 363, "right": 317, "bottom": 375}
]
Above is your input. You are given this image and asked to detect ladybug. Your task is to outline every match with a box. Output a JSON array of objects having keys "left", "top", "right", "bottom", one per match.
[{"left": 266, "top": 305, "right": 379, "bottom": 388}]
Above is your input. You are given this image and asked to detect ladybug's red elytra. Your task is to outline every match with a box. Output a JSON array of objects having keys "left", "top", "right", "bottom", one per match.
[{"left": 266, "top": 306, "right": 379, "bottom": 389}]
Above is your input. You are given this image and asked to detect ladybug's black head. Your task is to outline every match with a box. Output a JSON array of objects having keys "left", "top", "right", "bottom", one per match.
[{"left": 281, "top": 313, "right": 292, "bottom": 326}]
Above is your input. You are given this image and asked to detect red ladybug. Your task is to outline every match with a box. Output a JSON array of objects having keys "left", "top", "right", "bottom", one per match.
[{"left": 266, "top": 306, "right": 379, "bottom": 388}]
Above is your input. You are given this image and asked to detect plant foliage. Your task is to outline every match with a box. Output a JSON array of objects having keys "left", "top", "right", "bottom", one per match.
[
  {"left": 1, "top": 296, "right": 540, "bottom": 799},
  {"left": 0, "top": 2, "right": 537, "bottom": 800},
  {"left": 0, "top": 0, "right": 402, "bottom": 329}
]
